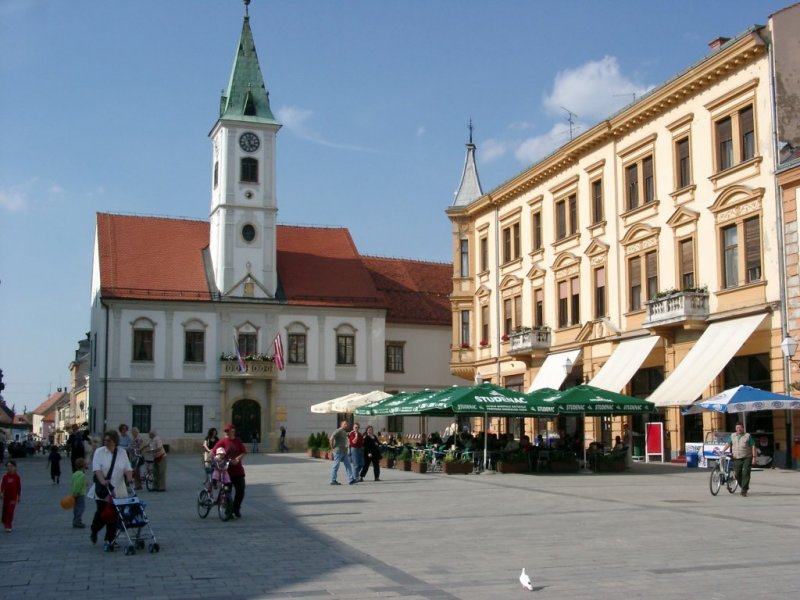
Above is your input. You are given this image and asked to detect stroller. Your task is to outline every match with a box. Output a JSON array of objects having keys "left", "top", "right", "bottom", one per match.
[{"left": 113, "top": 492, "right": 160, "bottom": 555}]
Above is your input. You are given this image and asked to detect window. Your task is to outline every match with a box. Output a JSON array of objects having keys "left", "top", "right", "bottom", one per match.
[
  {"left": 481, "top": 305, "right": 489, "bottom": 343},
  {"left": 240, "top": 157, "right": 258, "bottom": 182},
  {"left": 721, "top": 216, "right": 761, "bottom": 288},
  {"left": 534, "top": 288, "right": 544, "bottom": 327},
  {"left": 336, "top": 335, "right": 355, "bottom": 365},
  {"left": 460, "top": 310, "right": 471, "bottom": 347},
  {"left": 715, "top": 104, "right": 755, "bottom": 172},
  {"left": 555, "top": 195, "right": 578, "bottom": 240},
  {"left": 502, "top": 223, "right": 520, "bottom": 263},
  {"left": 132, "top": 405, "right": 151, "bottom": 434},
  {"left": 386, "top": 343, "right": 404, "bottom": 373},
  {"left": 213, "top": 161, "right": 219, "bottom": 188},
  {"left": 625, "top": 155, "right": 655, "bottom": 210},
  {"left": 287, "top": 333, "right": 306, "bottom": 364},
  {"left": 675, "top": 137, "right": 691, "bottom": 188},
  {"left": 679, "top": 238, "right": 695, "bottom": 289},
  {"left": 460, "top": 239, "right": 469, "bottom": 277},
  {"left": 532, "top": 211, "right": 543, "bottom": 250},
  {"left": 479, "top": 236, "right": 488, "bottom": 272},
  {"left": 238, "top": 333, "right": 257, "bottom": 356},
  {"left": 184, "top": 330, "right": 205, "bottom": 363},
  {"left": 503, "top": 299, "right": 512, "bottom": 336},
  {"left": 557, "top": 277, "right": 580, "bottom": 328},
  {"left": 594, "top": 266, "right": 606, "bottom": 318},
  {"left": 184, "top": 405, "right": 203, "bottom": 434},
  {"left": 591, "top": 179, "right": 603, "bottom": 224},
  {"left": 628, "top": 251, "right": 658, "bottom": 311},
  {"left": 132, "top": 324, "right": 154, "bottom": 362}
]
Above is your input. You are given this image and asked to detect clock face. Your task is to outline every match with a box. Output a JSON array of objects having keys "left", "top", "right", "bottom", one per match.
[{"left": 239, "top": 132, "right": 260, "bottom": 153}]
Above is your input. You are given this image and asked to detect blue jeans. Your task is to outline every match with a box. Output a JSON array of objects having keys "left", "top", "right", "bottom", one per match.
[
  {"left": 331, "top": 451, "right": 355, "bottom": 483},
  {"left": 349, "top": 447, "right": 364, "bottom": 476}
]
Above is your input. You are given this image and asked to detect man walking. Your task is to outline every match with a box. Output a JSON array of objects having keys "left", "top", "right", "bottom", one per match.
[
  {"left": 723, "top": 422, "right": 757, "bottom": 497},
  {"left": 330, "top": 420, "right": 357, "bottom": 485},
  {"left": 66, "top": 424, "right": 86, "bottom": 471},
  {"left": 348, "top": 422, "right": 365, "bottom": 482},
  {"left": 212, "top": 424, "right": 247, "bottom": 518}
]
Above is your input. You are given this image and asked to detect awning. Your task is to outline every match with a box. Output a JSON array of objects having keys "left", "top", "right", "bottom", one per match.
[
  {"left": 588, "top": 335, "right": 660, "bottom": 392},
  {"left": 310, "top": 393, "right": 362, "bottom": 414},
  {"left": 526, "top": 348, "right": 582, "bottom": 393},
  {"left": 647, "top": 313, "right": 766, "bottom": 407}
]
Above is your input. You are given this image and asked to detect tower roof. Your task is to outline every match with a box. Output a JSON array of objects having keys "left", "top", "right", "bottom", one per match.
[
  {"left": 218, "top": 4, "right": 278, "bottom": 125},
  {"left": 451, "top": 122, "right": 483, "bottom": 207}
]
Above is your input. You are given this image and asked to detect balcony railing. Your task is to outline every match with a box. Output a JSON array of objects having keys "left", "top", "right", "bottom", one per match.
[
  {"left": 508, "top": 327, "right": 552, "bottom": 355},
  {"left": 219, "top": 358, "right": 277, "bottom": 378},
  {"left": 643, "top": 291, "right": 709, "bottom": 328}
]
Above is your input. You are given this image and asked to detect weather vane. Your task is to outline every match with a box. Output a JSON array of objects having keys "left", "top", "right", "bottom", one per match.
[{"left": 244, "top": 0, "right": 250, "bottom": 17}]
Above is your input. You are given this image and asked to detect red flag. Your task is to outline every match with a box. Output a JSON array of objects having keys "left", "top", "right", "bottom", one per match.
[{"left": 273, "top": 334, "right": 285, "bottom": 370}]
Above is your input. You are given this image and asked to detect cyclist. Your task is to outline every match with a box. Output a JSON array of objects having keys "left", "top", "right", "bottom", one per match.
[{"left": 722, "top": 422, "right": 757, "bottom": 497}]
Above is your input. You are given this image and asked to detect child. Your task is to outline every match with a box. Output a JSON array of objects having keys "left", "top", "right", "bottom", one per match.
[
  {"left": 71, "top": 457, "right": 87, "bottom": 528},
  {"left": 211, "top": 447, "right": 231, "bottom": 488},
  {"left": 47, "top": 445, "right": 62, "bottom": 484},
  {"left": 0, "top": 460, "right": 22, "bottom": 532}
]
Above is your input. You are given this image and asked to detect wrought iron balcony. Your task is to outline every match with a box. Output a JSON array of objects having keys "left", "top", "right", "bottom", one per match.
[
  {"left": 508, "top": 327, "right": 552, "bottom": 355},
  {"left": 643, "top": 290, "right": 709, "bottom": 328}
]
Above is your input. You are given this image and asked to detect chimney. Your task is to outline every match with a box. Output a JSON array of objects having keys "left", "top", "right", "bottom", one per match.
[{"left": 708, "top": 36, "right": 730, "bottom": 52}]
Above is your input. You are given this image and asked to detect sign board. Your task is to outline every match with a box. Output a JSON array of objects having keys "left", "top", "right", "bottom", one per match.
[
  {"left": 645, "top": 422, "right": 664, "bottom": 463},
  {"left": 275, "top": 407, "right": 288, "bottom": 422}
]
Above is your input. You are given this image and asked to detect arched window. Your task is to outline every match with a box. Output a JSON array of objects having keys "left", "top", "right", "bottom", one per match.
[
  {"left": 334, "top": 323, "right": 356, "bottom": 365},
  {"left": 183, "top": 319, "right": 207, "bottom": 363},
  {"left": 131, "top": 317, "right": 155, "bottom": 362}
]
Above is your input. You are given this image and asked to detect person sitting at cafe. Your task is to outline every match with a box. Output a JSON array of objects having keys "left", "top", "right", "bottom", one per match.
[
  {"left": 504, "top": 434, "right": 520, "bottom": 452},
  {"left": 520, "top": 435, "right": 532, "bottom": 452},
  {"left": 612, "top": 435, "right": 625, "bottom": 453}
]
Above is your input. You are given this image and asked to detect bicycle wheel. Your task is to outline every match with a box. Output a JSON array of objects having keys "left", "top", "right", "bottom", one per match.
[
  {"left": 197, "top": 490, "right": 211, "bottom": 518},
  {"left": 145, "top": 468, "right": 154, "bottom": 492},
  {"left": 218, "top": 489, "right": 233, "bottom": 521},
  {"left": 726, "top": 470, "right": 739, "bottom": 494},
  {"left": 709, "top": 465, "right": 722, "bottom": 495}
]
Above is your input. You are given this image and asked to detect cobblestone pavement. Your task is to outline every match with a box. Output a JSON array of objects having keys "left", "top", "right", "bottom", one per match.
[{"left": 2, "top": 452, "right": 800, "bottom": 599}]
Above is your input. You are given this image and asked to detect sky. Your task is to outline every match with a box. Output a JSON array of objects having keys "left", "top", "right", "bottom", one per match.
[{"left": 0, "top": 0, "right": 792, "bottom": 411}]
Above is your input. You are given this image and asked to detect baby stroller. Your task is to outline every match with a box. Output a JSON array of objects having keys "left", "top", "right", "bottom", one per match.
[{"left": 113, "top": 492, "right": 160, "bottom": 555}]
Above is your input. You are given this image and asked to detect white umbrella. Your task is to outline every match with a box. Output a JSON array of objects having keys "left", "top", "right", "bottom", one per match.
[
  {"left": 309, "top": 393, "right": 362, "bottom": 414},
  {"left": 332, "top": 390, "right": 391, "bottom": 413}
]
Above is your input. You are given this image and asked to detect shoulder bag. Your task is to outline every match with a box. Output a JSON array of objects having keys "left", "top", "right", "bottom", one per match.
[{"left": 93, "top": 448, "right": 119, "bottom": 500}]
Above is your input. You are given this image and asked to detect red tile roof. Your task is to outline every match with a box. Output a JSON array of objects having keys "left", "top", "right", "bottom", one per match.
[
  {"left": 95, "top": 214, "right": 452, "bottom": 319},
  {"left": 32, "top": 391, "right": 68, "bottom": 416}
]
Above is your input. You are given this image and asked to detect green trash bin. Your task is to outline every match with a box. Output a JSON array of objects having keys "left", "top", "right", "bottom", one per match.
[{"left": 632, "top": 433, "right": 644, "bottom": 460}]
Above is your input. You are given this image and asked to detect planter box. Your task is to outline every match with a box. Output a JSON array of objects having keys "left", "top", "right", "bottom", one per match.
[
  {"left": 596, "top": 458, "right": 626, "bottom": 473},
  {"left": 396, "top": 459, "right": 411, "bottom": 471},
  {"left": 411, "top": 461, "right": 428, "bottom": 474},
  {"left": 306, "top": 449, "right": 320, "bottom": 458},
  {"left": 443, "top": 461, "right": 473, "bottom": 475},
  {"left": 379, "top": 457, "right": 395, "bottom": 469},
  {"left": 497, "top": 461, "right": 529, "bottom": 474},
  {"left": 548, "top": 461, "right": 578, "bottom": 473}
]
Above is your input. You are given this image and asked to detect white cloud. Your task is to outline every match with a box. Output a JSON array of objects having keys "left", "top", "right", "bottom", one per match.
[
  {"left": 542, "top": 55, "right": 652, "bottom": 122},
  {"left": 480, "top": 138, "right": 512, "bottom": 163},
  {"left": 275, "top": 105, "right": 374, "bottom": 153},
  {"left": 416, "top": 126, "right": 426, "bottom": 136},
  {"left": 515, "top": 121, "right": 576, "bottom": 165},
  {"left": 0, "top": 187, "right": 27, "bottom": 211},
  {"left": 49, "top": 185, "right": 64, "bottom": 194}
]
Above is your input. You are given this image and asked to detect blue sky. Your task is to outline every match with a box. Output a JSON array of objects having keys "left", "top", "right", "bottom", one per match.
[{"left": 0, "top": 0, "right": 790, "bottom": 411}]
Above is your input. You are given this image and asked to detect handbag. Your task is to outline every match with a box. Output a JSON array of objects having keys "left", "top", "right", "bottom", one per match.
[
  {"left": 93, "top": 448, "right": 119, "bottom": 499},
  {"left": 100, "top": 497, "right": 116, "bottom": 524}
]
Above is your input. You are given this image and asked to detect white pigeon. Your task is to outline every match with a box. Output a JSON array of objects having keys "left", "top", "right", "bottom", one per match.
[{"left": 519, "top": 567, "right": 533, "bottom": 591}]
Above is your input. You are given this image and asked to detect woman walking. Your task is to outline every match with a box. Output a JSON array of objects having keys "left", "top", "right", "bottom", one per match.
[{"left": 88, "top": 430, "right": 132, "bottom": 552}]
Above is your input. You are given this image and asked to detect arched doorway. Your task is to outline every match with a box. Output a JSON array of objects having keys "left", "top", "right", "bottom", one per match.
[{"left": 232, "top": 399, "right": 261, "bottom": 446}]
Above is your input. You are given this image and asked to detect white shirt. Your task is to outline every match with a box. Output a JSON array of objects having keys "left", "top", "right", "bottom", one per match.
[{"left": 88, "top": 446, "right": 131, "bottom": 500}]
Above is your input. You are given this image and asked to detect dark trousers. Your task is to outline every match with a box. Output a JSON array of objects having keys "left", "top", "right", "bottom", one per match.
[
  {"left": 90, "top": 499, "right": 117, "bottom": 542},
  {"left": 230, "top": 475, "right": 245, "bottom": 514},
  {"left": 360, "top": 453, "right": 380, "bottom": 480},
  {"left": 733, "top": 457, "right": 752, "bottom": 492}
]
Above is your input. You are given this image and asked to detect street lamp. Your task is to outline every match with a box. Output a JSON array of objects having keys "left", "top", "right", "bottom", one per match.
[
  {"left": 780, "top": 336, "right": 797, "bottom": 469},
  {"left": 564, "top": 357, "right": 574, "bottom": 375}
]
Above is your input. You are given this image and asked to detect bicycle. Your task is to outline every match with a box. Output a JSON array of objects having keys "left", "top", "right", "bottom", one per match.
[
  {"left": 197, "top": 457, "right": 234, "bottom": 521},
  {"left": 709, "top": 452, "right": 739, "bottom": 496}
]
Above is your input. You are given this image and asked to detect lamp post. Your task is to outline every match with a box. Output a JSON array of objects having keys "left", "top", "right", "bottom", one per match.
[{"left": 780, "top": 336, "right": 797, "bottom": 469}]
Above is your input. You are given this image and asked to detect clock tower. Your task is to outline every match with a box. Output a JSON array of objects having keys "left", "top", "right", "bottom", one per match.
[{"left": 209, "top": 0, "right": 281, "bottom": 298}]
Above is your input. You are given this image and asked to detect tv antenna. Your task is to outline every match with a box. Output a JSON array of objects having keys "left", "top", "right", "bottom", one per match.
[
  {"left": 561, "top": 107, "right": 578, "bottom": 140},
  {"left": 613, "top": 92, "right": 637, "bottom": 104}
]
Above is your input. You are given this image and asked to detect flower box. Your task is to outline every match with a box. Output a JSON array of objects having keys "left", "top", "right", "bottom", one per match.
[
  {"left": 410, "top": 461, "right": 428, "bottom": 474},
  {"left": 497, "top": 461, "right": 529, "bottom": 474},
  {"left": 395, "top": 459, "right": 411, "bottom": 471},
  {"left": 379, "top": 456, "right": 395, "bottom": 469},
  {"left": 443, "top": 461, "right": 472, "bottom": 475}
]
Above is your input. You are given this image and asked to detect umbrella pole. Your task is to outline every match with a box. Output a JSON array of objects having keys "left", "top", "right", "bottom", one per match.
[
  {"left": 580, "top": 413, "right": 593, "bottom": 474},
  {"left": 484, "top": 412, "right": 489, "bottom": 471}
]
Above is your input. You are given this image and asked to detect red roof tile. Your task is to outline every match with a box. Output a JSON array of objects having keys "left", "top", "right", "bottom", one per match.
[{"left": 32, "top": 391, "right": 68, "bottom": 416}]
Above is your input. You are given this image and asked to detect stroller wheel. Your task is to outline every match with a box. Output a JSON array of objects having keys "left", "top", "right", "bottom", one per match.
[
  {"left": 125, "top": 546, "right": 135, "bottom": 556},
  {"left": 153, "top": 542, "right": 160, "bottom": 553},
  {"left": 136, "top": 540, "right": 145, "bottom": 550}
]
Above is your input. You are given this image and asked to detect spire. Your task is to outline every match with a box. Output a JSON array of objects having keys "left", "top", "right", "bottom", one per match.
[
  {"left": 452, "top": 119, "right": 484, "bottom": 207},
  {"left": 219, "top": 2, "right": 278, "bottom": 124}
]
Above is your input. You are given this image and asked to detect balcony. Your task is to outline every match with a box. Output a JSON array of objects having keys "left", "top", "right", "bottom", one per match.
[
  {"left": 219, "top": 356, "right": 277, "bottom": 379},
  {"left": 643, "top": 290, "right": 709, "bottom": 329},
  {"left": 508, "top": 327, "right": 552, "bottom": 356}
]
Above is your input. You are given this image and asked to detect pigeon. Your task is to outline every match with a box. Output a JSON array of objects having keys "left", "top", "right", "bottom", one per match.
[{"left": 519, "top": 567, "right": 533, "bottom": 591}]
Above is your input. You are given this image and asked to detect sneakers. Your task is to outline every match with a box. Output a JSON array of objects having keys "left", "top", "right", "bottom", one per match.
[
  {"left": 374, "top": 478, "right": 380, "bottom": 481},
  {"left": 103, "top": 542, "right": 114, "bottom": 552},
  {"left": 359, "top": 477, "right": 364, "bottom": 482},
  {"left": 233, "top": 512, "right": 242, "bottom": 519},
  {"left": 4, "top": 528, "right": 11, "bottom": 533},
  {"left": 330, "top": 481, "right": 341, "bottom": 485},
  {"left": 73, "top": 522, "right": 86, "bottom": 529},
  {"left": 90, "top": 531, "right": 98, "bottom": 544},
  {"left": 349, "top": 479, "right": 358, "bottom": 485},
  {"left": 741, "top": 490, "right": 748, "bottom": 497}
]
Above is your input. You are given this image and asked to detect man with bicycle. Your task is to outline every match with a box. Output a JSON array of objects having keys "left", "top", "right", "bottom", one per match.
[{"left": 723, "top": 422, "right": 757, "bottom": 497}]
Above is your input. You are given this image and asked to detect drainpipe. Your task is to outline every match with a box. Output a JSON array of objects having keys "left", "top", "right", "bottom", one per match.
[
  {"left": 766, "top": 30, "right": 793, "bottom": 469},
  {"left": 100, "top": 299, "right": 110, "bottom": 434}
]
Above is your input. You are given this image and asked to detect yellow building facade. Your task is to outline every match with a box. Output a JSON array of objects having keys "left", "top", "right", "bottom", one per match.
[{"left": 447, "top": 6, "right": 800, "bottom": 463}]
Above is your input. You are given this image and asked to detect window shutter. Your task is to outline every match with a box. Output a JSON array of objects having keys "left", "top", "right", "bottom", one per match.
[{"left": 744, "top": 217, "right": 761, "bottom": 282}]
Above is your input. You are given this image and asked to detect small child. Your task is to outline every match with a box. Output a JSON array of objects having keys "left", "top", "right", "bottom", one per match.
[
  {"left": 1, "top": 460, "right": 22, "bottom": 532},
  {"left": 47, "top": 445, "right": 62, "bottom": 484},
  {"left": 71, "top": 458, "right": 87, "bottom": 528},
  {"left": 211, "top": 447, "right": 231, "bottom": 488}
]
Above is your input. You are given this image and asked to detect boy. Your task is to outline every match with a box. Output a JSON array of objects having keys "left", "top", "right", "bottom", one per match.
[
  {"left": 0, "top": 460, "right": 22, "bottom": 532},
  {"left": 71, "top": 457, "right": 87, "bottom": 528}
]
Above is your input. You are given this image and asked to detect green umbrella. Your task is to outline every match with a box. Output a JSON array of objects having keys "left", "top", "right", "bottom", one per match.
[
  {"left": 546, "top": 385, "right": 655, "bottom": 415},
  {"left": 420, "top": 383, "right": 559, "bottom": 417},
  {"left": 355, "top": 388, "right": 444, "bottom": 416}
]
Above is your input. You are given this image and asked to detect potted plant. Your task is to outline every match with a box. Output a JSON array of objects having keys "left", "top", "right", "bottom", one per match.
[
  {"left": 379, "top": 447, "right": 396, "bottom": 469},
  {"left": 395, "top": 447, "right": 412, "bottom": 471},
  {"left": 318, "top": 432, "right": 331, "bottom": 459},
  {"left": 411, "top": 450, "right": 428, "bottom": 473},
  {"left": 497, "top": 450, "right": 529, "bottom": 474},
  {"left": 501, "top": 334, "right": 509, "bottom": 342},
  {"left": 306, "top": 433, "right": 320, "bottom": 458},
  {"left": 442, "top": 451, "right": 472, "bottom": 475},
  {"left": 479, "top": 339, "right": 489, "bottom": 347}
]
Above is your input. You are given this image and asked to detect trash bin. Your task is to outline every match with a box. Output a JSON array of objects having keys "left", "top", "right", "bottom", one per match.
[
  {"left": 632, "top": 433, "right": 645, "bottom": 460},
  {"left": 686, "top": 452, "right": 699, "bottom": 468}
]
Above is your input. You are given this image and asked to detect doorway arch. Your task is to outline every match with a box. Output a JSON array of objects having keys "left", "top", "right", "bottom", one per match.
[{"left": 232, "top": 398, "right": 261, "bottom": 446}]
